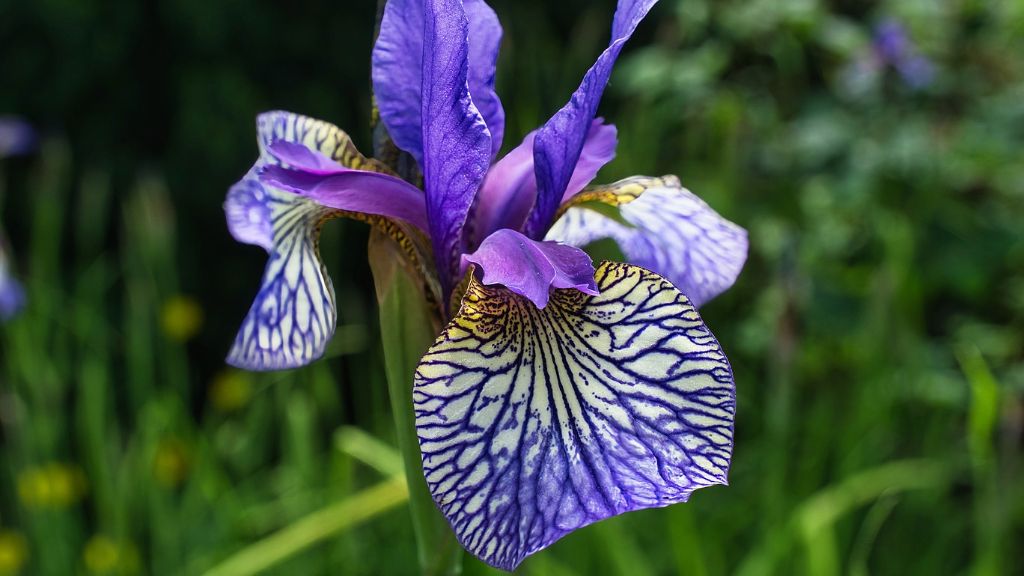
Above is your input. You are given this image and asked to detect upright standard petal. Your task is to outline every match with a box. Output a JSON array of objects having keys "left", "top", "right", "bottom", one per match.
[
  {"left": 415, "top": 261, "right": 735, "bottom": 571},
  {"left": 373, "top": 0, "right": 505, "bottom": 165},
  {"left": 372, "top": 0, "right": 426, "bottom": 164},
  {"left": 461, "top": 228, "right": 598, "bottom": 309},
  {"left": 225, "top": 112, "right": 403, "bottom": 370},
  {"left": 472, "top": 120, "right": 617, "bottom": 245},
  {"left": 547, "top": 176, "right": 747, "bottom": 308},
  {"left": 465, "top": 0, "right": 505, "bottom": 156},
  {"left": 525, "top": 0, "right": 659, "bottom": 238},
  {"left": 421, "top": 0, "right": 492, "bottom": 299}
]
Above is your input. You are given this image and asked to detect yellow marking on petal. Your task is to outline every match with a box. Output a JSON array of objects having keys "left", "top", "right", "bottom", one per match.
[
  {"left": 556, "top": 175, "right": 680, "bottom": 219},
  {"left": 259, "top": 111, "right": 400, "bottom": 177}
]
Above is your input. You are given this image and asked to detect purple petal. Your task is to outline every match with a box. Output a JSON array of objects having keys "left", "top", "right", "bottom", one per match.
[
  {"left": 525, "top": 0, "right": 659, "bottom": 238},
  {"left": 895, "top": 54, "right": 935, "bottom": 89},
  {"left": 415, "top": 261, "right": 735, "bottom": 571},
  {"left": 472, "top": 120, "right": 617, "bottom": 244},
  {"left": 465, "top": 0, "right": 505, "bottom": 157},
  {"left": 421, "top": 0, "right": 493, "bottom": 299},
  {"left": 372, "top": 0, "right": 427, "bottom": 164},
  {"left": 547, "top": 176, "right": 747, "bottom": 308},
  {"left": 256, "top": 111, "right": 369, "bottom": 167},
  {"left": 0, "top": 244, "right": 25, "bottom": 321},
  {"left": 260, "top": 153, "right": 430, "bottom": 234},
  {"left": 873, "top": 19, "right": 910, "bottom": 64},
  {"left": 0, "top": 116, "right": 36, "bottom": 158},
  {"left": 472, "top": 131, "right": 537, "bottom": 244},
  {"left": 461, "top": 228, "right": 597, "bottom": 308},
  {"left": 0, "top": 277, "right": 24, "bottom": 321},
  {"left": 373, "top": 0, "right": 505, "bottom": 165},
  {"left": 225, "top": 174, "right": 275, "bottom": 251},
  {"left": 267, "top": 140, "right": 346, "bottom": 173},
  {"left": 563, "top": 120, "right": 618, "bottom": 203}
]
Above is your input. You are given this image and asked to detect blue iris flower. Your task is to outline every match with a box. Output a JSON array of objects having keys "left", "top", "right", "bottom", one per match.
[
  {"left": 0, "top": 116, "right": 35, "bottom": 321},
  {"left": 224, "top": 0, "right": 746, "bottom": 570}
]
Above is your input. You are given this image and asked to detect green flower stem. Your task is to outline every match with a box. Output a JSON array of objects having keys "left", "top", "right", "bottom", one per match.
[
  {"left": 370, "top": 3, "right": 461, "bottom": 569},
  {"left": 370, "top": 230, "right": 463, "bottom": 576}
]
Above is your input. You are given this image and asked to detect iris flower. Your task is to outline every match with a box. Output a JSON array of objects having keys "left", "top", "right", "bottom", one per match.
[
  {"left": 843, "top": 18, "right": 934, "bottom": 94},
  {"left": 225, "top": 0, "right": 746, "bottom": 570},
  {"left": 0, "top": 237, "right": 24, "bottom": 321},
  {"left": 0, "top": 116, "right": 34, "bottom": 321},
  {"left": 872, "top": 19, "right": 934, "bottom": 89}
]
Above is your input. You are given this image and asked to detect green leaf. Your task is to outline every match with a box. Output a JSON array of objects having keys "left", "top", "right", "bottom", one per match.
[{"left": 201, "top": 478, "right": 409, "bottom": 576}]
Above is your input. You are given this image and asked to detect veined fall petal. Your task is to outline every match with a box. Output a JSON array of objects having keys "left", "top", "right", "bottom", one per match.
[
  {"left": 224, "top": 175, "right": 337, "bottom": 370},
  {"left": 415, "top": 261, "right": 734, "bottom": 571},
  {"left": 548, "top": 176, "right": 747, "bottom": 308}
]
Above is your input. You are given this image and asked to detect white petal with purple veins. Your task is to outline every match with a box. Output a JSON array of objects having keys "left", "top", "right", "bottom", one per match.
[
  {"left": 225, "top": 178, "right": 336, "bottom": 370},
  {"left": 414, "top": 261, "right": 735, "bottom": 571}
]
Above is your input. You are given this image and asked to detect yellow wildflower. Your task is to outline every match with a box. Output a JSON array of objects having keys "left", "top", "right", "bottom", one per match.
[
  {"left": 160, "top": 295, "right": 203, "bottom": 342},
  {"left": 16, "top": 463, "right": 86, "bottom": 509},
  {"left": 209, "top": 369, "right": 252, "bottom": 413},
  {"left": 153, "top": 438, "right": 189, "bottom": 489},
  {"left": 0, "top": 531, "right": 27, "bottom": 575}
]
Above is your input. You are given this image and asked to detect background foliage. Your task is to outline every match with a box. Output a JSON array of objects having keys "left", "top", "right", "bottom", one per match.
[{"left": 1, "top": 0, "right": 1022, "bottom": 574}]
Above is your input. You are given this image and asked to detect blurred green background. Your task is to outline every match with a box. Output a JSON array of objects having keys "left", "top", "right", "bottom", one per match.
[{"left": 1, "top": 0, "right": 1022, "bottom": 574}]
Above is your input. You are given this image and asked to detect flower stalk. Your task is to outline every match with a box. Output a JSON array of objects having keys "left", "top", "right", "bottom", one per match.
[
  {"left": 369, "top": 229, "right": 462, "bottom": 576},
  {"left": 370, "top": 4, "right": 461, "bottom": 571}
]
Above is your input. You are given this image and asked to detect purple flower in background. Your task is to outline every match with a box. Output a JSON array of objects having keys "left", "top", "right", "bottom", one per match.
[
  {"left": 873, "top": 19, "right": 934, "bottom": 89},
  {"left": 0, "top": 237, "right": 25, "bottom": 321},
  {"left": 224, "top": 0, "right": 746, "bottom": 570},
  {"left": 0, "top": 117, "right": 34, "bottom": 321},
  {"left": 845, "top": 18, "right": 934, "bottom": 93},
  {"left": 0, "top": 116, "right": 37, "bottom": 158}
]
